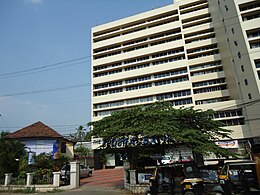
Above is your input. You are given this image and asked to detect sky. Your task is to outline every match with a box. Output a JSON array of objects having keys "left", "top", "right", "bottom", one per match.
[{"left": 0, "top": 0, "right": 173, "bottom": 135}]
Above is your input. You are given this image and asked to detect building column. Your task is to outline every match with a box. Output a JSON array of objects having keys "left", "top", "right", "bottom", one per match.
[
  {"left": 70, "top": 161, "right": 80, "bottom": 188},
  {"left": 123, "top": 160, "right": 130, "bottom": 184},
  {"left": 26, "top": 173, "right": 34, "bottom": 186},
  {"left": 53, "top": 172, "right": 60, "bottom": 187},
  {"left": 129, "top": 169, "right": 136, "bottom": 185},
  {"left": 4, "top": 173, "right": 12, "bottom": 186}
]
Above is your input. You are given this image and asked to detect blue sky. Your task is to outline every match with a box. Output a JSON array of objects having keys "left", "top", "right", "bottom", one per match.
[{"left": 0, "top": 0, "right": 173, "bottom": 135}]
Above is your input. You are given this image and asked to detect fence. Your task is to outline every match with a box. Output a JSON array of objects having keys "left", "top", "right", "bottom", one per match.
[{"left": 0, "top": 161, "right": 80, "bottom": 192}]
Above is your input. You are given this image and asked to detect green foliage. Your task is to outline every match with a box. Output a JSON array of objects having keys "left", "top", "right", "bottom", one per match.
[
  {"left": 46, "top": 188, "right": 64, "bottom": 193},
  {"left": 33, "top": 153, "right": 70, "bottom": 171},
  {"left": 0, "top": 131, "right": 26, "bottom": 178},
  {"left": 74, "top": 125, "right": 86, "bottom": 142},
  {"left": 18, "top": 152, "right": 70, "bottom": 184},
  {"left": 74, "top": 145, "right": 93, "bottom": 157},
  {"left": 88, "top": 101, "right": 235, "bottom": 158},
  {"left": 53, "top": 153, "right": 71, "bottom": 171},
  {"left": 18, "top": 171, "right": 27, "bottom": 179},
  {"left": 84, "top": 131, "right": 92, "bottom": 141},
  {"left": 33, "top": 168, "right": 53, "bottom": 184},
  {"left": 99, "top": 151, "right": 108, "bottom": 168},
  {"left": 13, "top": 187, "right": 36, "bottom": 193}
]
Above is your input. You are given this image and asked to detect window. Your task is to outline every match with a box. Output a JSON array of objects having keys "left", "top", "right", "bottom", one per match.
[
  {"left": 174, "top": 98, "right": 192, "bottom": 106},
  {"left": 61, "top": 143, "right": 66, "bottom": 153},
  {"left": 244, "top": 79, "right": 248, "bottom": 85},
  {"left": 255, "top": 60, "right": 260, "bottom": 68},
  {"left": 225, "top": 5, "right": 228, "bottom": 11},
  {"left": 248, "top": 93, "right": 252, "bottom": 99},
  {"left": 190, "top": 61, "right": 221, "bottom": 71},
  {"left": 247, "top": 30, "right": 260, "bottom": 39},
  {"left": 250, "top": 42, "right": 260, "bottom": 49},
  {"left": 191, "top": 67, "right": 223, "bottom": 76},
  {"left": 238, "top": 52, "right": 241, "bottom": 59},
  {"left": 156, "top": 93, "right": 173, "bottom": 100},
  {"left": 231, "top": 28, "right": 234, "bottom": 34},
  {"left": 213, "top": 109, "right": 243, "bottom": 119},
  {"left": 242, "top": 12, "right": 260, "bottom": 21},
  {"left": 241, "top": 65, "right": 244, "bottom": 72},
  {"left": 234, "top": 41, "right": 238, "bottom": 46}
]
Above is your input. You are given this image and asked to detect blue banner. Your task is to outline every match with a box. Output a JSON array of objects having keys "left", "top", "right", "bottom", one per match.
[{"left": 52, "top": 141, "right": 60, "bottom": 160}]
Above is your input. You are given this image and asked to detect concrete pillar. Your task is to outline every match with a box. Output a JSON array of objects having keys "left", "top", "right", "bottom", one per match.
[
  {"left": 53, "top": 172, "right": 60, "bottom": 187},
  {"left": 123, "top": 160, "right": 130, "bottom": 184},
  {"left": 4, "top": 173, "right": 12, "bottom": 186},
  {"left": 129, "top": 169, "right": 136, "bottom": 185},
  {"left": 70, "top": 161, "right": 80, "bottom": 188},
  {"left": 26, "top": 173, "right": 34, "bottom": 186}
]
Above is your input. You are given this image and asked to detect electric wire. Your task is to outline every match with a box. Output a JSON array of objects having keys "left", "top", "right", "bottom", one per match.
[
  {"left": 0, "top": 60, "right": 90, "bottom": 80},
  {"left": 0, "top": 56, "right": 90, "bottom": 78},
  {"left": 0, "top": 83, "right": 91, "bottom": 98}
]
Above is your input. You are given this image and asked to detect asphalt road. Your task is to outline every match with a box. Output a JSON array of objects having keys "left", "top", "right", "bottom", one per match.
[
  {"left": 0, "top": 186, "right": 130, "bottom": 195},
  {"left": 54, "top": 186, "right": 130, "bottom": 195}
]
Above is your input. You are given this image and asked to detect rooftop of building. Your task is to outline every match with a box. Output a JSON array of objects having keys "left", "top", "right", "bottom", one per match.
[{"left": 5, "top": 121, "right": 63, "bottom": 139}]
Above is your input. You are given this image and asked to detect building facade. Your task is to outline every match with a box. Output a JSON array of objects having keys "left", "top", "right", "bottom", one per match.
[
  {"left": 91, "top": 0, "right": 260, "bottom": 149},
  {"left": 6, "top": 121, "right": 75, "bottom": 157}
]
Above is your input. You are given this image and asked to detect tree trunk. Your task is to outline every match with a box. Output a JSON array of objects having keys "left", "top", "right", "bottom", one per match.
[{"left": 128, "top": 147, "right": 137, "bottom": 170}]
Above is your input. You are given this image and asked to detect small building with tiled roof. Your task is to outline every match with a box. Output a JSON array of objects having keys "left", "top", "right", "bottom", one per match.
[{"left": 6, "top": 121, "right": 74, "bottom": 157}]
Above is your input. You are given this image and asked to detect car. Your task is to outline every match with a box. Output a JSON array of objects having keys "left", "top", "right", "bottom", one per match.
[
  {"left": 60, "top": 164, "right": 93, "bottom": 180},
  {"left": 161, "top": 154, "right": 175, "bottom": 165}
]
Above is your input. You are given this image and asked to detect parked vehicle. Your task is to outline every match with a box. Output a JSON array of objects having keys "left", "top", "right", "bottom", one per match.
[
  {"left": 161, "top": 154, "right": 175, "bottom": 165},
  {"left": 200, "top": 165, "right": 218, "bottom": 184},
  {"left": 60, "top": 164, "right": 93, "bottom": 181},
  {"left": 145, "top": 161, "right": 204, "bottom": 195},
  {"left": 199, "top": 164, "right": 219, "bottom": 194},
  {"left": 212, "top": 161, "right": 260, "bottom": 195}
]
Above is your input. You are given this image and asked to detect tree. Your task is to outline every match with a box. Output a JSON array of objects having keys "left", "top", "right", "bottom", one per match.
[
  {"left": 74, "top": 145, "right": 93, "bottom": 166},
  {"left": 75, "top": 125, "right": 86, "bottom": 142},
  {"left": 18, "top": 152, "right": 70, "bottom": 184},
  {"left": 84, "top": 131, "right": 92, "bottom": 142},
  {"left": 74, "top": 145, "right": 92, "bottom": 157},
  {"left": 0, "top": 131, "right": 26, "bottom": 178},
  {"left": 88, "top": 101, "right": 235, "bottom": 163}
]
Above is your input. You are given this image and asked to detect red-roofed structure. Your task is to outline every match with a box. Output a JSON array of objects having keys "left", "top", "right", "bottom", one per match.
[
  {"left": 6, "top": 121, "right": 63, "bottom": 139},
  {"left": 6, "top": 121, "right": 74, "bottom": 157}
]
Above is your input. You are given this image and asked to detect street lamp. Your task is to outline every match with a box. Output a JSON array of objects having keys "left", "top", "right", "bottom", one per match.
[{"left": 25, "top": 146, "right": 36, "bottom": 165}]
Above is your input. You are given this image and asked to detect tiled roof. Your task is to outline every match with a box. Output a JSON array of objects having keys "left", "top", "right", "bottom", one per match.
[{"left": 5, "top": 121, "right": 63, "bottom": 139}]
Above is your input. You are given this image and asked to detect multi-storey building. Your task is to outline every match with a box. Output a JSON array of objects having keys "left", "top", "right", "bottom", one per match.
[{"left": 91, "top": 0, "right": 260, "bottom": 156}]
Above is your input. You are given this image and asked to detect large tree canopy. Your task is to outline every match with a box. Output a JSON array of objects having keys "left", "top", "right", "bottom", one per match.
[{"left": 88, "top": 101, "right": 234, "bottom": 158}]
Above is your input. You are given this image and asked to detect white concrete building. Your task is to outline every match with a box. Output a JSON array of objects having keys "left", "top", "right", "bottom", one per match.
[{"left": 91, "top": 0, "right": 260, "bottom": 143}]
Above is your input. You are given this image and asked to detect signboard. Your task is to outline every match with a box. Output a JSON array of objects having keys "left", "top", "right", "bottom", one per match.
[
  {"left": 92, "top": 137, "right": 103, "bottom": 150},
  {"left": 52, "top": 141, "right": 60, "bottom": 159},
  {"left": 91, "top": 135, "right": 174, "bottom": 149},
  {"left": 28, "top": 151, "right": 36, "bottom": 165},
  {"left": 215, "top": 140, "right": 239, "bottom": 148}
]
